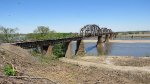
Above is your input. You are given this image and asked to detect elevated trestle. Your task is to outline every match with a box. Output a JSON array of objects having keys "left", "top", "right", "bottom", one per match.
[{"left": 14, "top": 24, "right": 116, "bottom": 58}]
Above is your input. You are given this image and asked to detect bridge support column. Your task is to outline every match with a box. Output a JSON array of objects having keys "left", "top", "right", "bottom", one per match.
[
  {"left": 97, "top": 36, "right": 105, "bottom": 56},
  {"left": 97, "top": 45, "right": 105, "bottom": 56},
  {"left": 105, "top": 34, "right": 109, "bottom": 43},
  {"left": 65, "top": 41, "right": 72, "bottom": 58},
  {"left": 75, "top": 40, "right": 85, "bottom": 56},
  {"left": 109, "top": 33, "right": 113, "bottom": 40},
  {"left": 46, "top": 45, "right": 53, "bottom": 56},
  {"left": 97, "top": 36, "right": 103, "bottom": 47},
  {"left": 114, "top": 34, "right": 117, "bottom": 38}
]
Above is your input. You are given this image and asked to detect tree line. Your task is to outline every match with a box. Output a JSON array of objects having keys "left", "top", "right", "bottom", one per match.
[{"left": 0, "top": 26, "right": 76, "bottom": 43}]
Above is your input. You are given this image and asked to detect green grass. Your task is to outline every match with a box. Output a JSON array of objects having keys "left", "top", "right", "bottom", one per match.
[{"left": 4, "top": 64, "right": 16, "bottom": 76}]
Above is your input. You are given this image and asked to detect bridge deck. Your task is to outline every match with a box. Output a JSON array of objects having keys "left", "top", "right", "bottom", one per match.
[
  {"left": 14, "top": 33, "right": 112, "bottom": 49},
  {"left": 15, "top": 36, "right": 83, "bottom": 48}
]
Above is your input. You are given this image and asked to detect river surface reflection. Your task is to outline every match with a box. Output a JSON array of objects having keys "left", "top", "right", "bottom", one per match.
[{"left": 71, "top": 42, "right": 150, "bottom": 57}]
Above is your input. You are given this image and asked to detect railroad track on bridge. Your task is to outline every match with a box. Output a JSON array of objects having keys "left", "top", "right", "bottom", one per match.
[
  {"left": 14, "top": 24, "right": 115, "bottom": 49},
  {"left": 13, "top": 24, "right": 116, "bottom": 57}
]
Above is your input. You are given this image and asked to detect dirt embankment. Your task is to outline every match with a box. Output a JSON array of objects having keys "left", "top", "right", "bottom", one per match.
[
  {"left": 0, "top": 44, "right": 150, "bottom": 84},
  {"left": 76, "top": 56, "right": 150, "bottom": 67},
  {"left": 0, "top": 44, "right": 55, "bottom": 84},
  {"left": 0, "top": 76, "right": 55, "bottom": 84},
  {"left": 0, "top": 44, "right": 38, "bottom": 76},
  {"left": 60, "top": 56, "right": 150, "bottom": 84},
  {"left": 110, "top": 56, "right": 150, "bottom": 67}
]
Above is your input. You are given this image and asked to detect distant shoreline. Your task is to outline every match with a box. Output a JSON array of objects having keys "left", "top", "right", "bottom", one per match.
[{"left": 82, "top": 40, "right": 150, "bottom": 43}]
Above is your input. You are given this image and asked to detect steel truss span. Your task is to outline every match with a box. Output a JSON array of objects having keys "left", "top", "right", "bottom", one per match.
[{"left": 80, "top": 24, "right": 112, "bottom": 37}]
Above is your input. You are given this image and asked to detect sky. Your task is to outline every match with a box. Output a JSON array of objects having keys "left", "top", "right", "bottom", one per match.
[{"left": 0, "top": 0, "right": 150, "bottom": 33}]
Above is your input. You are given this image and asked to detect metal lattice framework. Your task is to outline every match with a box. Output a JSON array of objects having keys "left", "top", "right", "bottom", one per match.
[{"left": 80, "top": 24, "right": 112, "bottom": 37}]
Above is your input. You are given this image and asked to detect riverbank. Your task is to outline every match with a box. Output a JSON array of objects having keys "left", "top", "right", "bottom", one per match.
[
  {"left": 59, "top": 56, "right": 150, "bottom": 84},
  {"left": 83, "top": 40, "right": 150, "bottom": 43},
  {"left": 60, "top": 56, "right": 150, "bottom": 72}
]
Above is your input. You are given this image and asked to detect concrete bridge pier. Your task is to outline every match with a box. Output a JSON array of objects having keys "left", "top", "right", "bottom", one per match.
[
  {"left": 97, "top": 36, "right": 105, "bottom": 56},
  {"left": 46, "top": 45, "right": 54, "bottom": 56},
  {"left": 37, "top": 45, "right": 53, "bottom": 56},
  {"left": 75, "top": 40, "right": 85, "bottom": 56},
  {"left": 97, "top": 36, "right": 103, "bottom": 47},
  {"left": 114, "top": 33, "right": 117, "bottom": 38},
  {"left": 105, "top": 34, "right": 109, "bottom": 43},
  {"left": 97, "top": 45, "right": 105, "bottom": 56},
  {"left": 65, "top": 41, "right": 72, "bottom": 58},
  {"left": 109, "top": 33, "right": 113, "bottom": 40}
]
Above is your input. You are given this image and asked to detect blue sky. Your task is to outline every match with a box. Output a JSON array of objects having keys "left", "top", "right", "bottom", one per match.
[{"left": 0, "top": 0, "right": 150, "bottom": 33}]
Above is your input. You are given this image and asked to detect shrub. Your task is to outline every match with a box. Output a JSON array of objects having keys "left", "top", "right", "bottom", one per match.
[
  {"left": 4, "top": 64, "right": 16, "bottom": 76},
  {"left": 53, "top": 43, "right": 65, "bottom": 59}
]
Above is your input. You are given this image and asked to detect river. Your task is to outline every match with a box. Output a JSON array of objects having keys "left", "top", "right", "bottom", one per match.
[{"left": 71, "top": 41, "right": 150, "bottom": 57}]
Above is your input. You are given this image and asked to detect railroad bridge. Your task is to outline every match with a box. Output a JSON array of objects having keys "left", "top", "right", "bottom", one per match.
[{"left": 14, "top": 24, "right": 116, "bottom": 58}]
